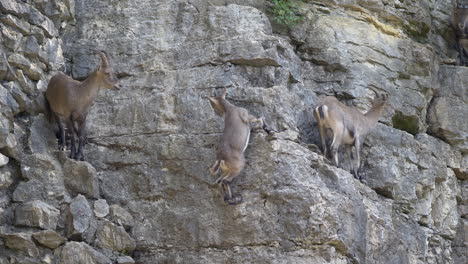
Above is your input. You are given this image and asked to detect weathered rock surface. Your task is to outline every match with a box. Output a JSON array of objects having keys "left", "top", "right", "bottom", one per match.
[
  {"left": 116, "top": 256, "right": 135, "bottom": 264},
  {"left": 108, "top": 205, "right": 134, "bottom": 230},
  {"left": 0, "top": 0, "right": 466, "bottom": 263},
  {"left": 57, "top": 242, "right": 112, "bottom": 264},
  {"left": 65, "top": 194, "right": 95, "bottom": 242},
  {"left": 63, "top": 159, "right": 100, "bottom": 199},
  {"left": 14, "top": 200, "right": 59, "bottom": 230},
  {"left": 32, "top": 230, "right": 66, "bottom": 249},
  {"left": 93, "top": 199, "right": 109, "bottom": 218},
  {"left": 2, "top": 232, "right": 39, "bottom": 257},
  {"left": 95, "top": 219, "right": 136, "bottom": 253},
  {"left": 428, "top": 65, "right": 468, "bottom": 154}
]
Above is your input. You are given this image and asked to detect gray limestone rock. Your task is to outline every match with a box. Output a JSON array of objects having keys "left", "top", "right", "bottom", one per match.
[
  {"left": 0, "top": 1, "right": 466, "bottom": 263},
  {"left": 7, "top": 53, "right": 42, "bottom": 81},
  {"left": 32, "top": 230, "right": 67, "bottom": 249},
  {"left": 57, "top": 242, "right": 112, "bottom": 264},
  {"left": 2, "top": 232, "right": 39, "bottom": 257},
  {"left": 108, "top": 205, "right": 134, "bottom": 230},
  {"left": 93, "top": 199, "right": 109, "bottom": 218},
  {"left": 95, "top": 219, "right": 136, "bottom": 253},
  {"left": 63, "top": 159, "right": 100, "bottom": 199},
  {"left": 65, "top": 194, "right": 95, "bottom": 241},
  {"left": 116, "top": 256, "right": 135, "bottom": 264},
  {"left": 14, "top": 200, "right": 60, "bottom": 230},
  {"left": 0, "top": 153, "right": 8, "bottom": 167}
]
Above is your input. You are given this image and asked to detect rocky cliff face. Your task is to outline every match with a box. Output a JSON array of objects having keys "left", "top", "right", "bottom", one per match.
[{"left": 0, "top": 0, "right": 466, "bottom": 263}]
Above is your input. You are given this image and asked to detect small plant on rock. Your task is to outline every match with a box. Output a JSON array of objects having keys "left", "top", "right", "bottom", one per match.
[{"left": 270, "top": 0, "right": 303, "bottom": 26}]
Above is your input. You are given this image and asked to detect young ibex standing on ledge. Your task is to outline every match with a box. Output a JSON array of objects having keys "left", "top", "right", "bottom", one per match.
[
  {"left": 452, "top": 1, "right": 468, "bottom": 65},
  {"left": 208, "top": 88, "right": 272, "bottom": 205},
  {"left": 313, "top": 93, "right": 388, "bottom": 180},
  {"left": 45, "top": 51, "right": 120, "bottom": 160}
]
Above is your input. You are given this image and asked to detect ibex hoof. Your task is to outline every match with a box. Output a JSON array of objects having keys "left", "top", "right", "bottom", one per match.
[{"left": 226, "top": 195, "right": 243, "bottom": 205}]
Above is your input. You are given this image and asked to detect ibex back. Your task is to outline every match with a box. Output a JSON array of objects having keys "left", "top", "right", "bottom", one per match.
[
  {"left": 208, "top": 88, "right": 272, "bottom": 205},
  {"left": 313, "top": 94, "right": 388, "bottom": 180},
  {"left": 45, "top": 51, "right": 120, "bottom": 160}
]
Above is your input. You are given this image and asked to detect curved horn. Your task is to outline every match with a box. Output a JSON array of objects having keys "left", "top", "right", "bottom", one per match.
[{"left": 97, "top": 50, "right": 109, "bottom": 68}]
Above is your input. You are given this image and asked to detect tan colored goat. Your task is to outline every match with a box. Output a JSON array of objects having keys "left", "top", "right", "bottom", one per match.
[
  {"left": 313, "top": 94, "right": 388, "bottom": 180},
  {"left": 452, "top": 2, "right": 468, "bottom": 65},
  {"left": 45, "top": 51, "right": 120, "bottom": 160},
  {"left": 208, "top": 88, "right": 272, "bottom": 205}
]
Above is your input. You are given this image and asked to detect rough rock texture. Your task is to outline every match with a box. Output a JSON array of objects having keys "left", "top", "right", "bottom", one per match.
[
  {"left": 95, "top": 219, "right": 136, "bottom": 253},
  {"left": 94, "top": 199, "right": 109, "bottom": 218},
  {"left": 0, "top": 0, "right": 466, "bottom": 263},
  {"left": 14, "top": 200, "right": 59, "bottom": 229},
  {"left": 57, "top": 242, "right": 112, "bottom": 264},
  {"left": 32, "top": 230, "right": 66, "bottom": 249},
  {"left": 63, "top": 159, "right": 100, "bottom": 199},
  {"left": 65, "top": 194, "right": 96, "bottom": 242}
]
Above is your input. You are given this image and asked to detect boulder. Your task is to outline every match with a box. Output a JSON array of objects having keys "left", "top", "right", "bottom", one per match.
[
  {"left": 95, "top": 219, "right": 136, "bottom": 253},
  {"left": 57, "top": 242, "right": 112, "bottom": 264},
  {"left": 15, "top": 200, "right": 59, "bottom": 230},
  {"left": 32, "top": 230, "right": 67, "bottom": 249}
]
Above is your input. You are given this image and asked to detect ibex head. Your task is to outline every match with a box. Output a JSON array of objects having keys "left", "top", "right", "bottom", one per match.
[
  {"left": 96, "top": 50, "right": 120, "bottom": 90},
  {"left": 371, "top": 93, "right": 389, "bottom": 107},
  {"left": 208, "top": 88, "right": 228, "bottom": 117}
]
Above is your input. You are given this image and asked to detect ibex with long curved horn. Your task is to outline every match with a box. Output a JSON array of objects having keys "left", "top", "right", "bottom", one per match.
[
  {"left": 208, "top": 88, "right": 273, "bottom": 205},
  {"left": 313, "top": 93, "right": 388, "bottom": 180},
  {"left": 45, "top": 51, "right": 120, "bottom": 160}
]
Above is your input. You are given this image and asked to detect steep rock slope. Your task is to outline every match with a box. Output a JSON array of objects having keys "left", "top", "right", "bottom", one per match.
[{"left": 0, "top": 0, "right": 466, "bottom": 264}]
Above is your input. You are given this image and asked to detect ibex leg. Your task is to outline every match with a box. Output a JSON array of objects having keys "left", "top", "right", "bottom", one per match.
[
  {"left": 52, "top": 112, "right": 66, "bottom": 151},
  {"left": 218, "top": 169, "right": 243, "bottom": 205},
  {"left": 313, "top": 109, "right": 328, "bottom": 158},
  {"left": 353, "top": 138, "right": 362, "bottom": 180},
  {"left": 209, "top": 160, "right": 222, "bottom": 177},
  {"left": 66, "top": 118, "right": 76, "bottom": 159},
  {"left": 330, "top": 132, "right": 341, "bottom": 167},
  {"left": 458, "top": 39, "right": 467, "bottom": 66},
  {"left": 75, "top": 116, "right": 87, "bottom": 161}
]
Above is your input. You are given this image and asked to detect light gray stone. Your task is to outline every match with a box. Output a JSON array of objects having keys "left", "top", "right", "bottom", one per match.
[
  {"left": 21, "top": 36, "right": 40, "bottom": 59},
  {"left": 95, "top": 219, "right": 136, "bottom": 253},
  {"left": 0, "top": 0, "right": 30, "bottom": 17},
  {"left": 109, "top": 205, "right": 134, "bottom": 230},
  {"left": 58, "top": 242, "right": 112, "bottom": 264},
  {"left": 66, "top": 194, "right": 95, "bottom": 241},
  {"left": 63, "top": 159, "right": 100, "bottom": 199},
  {"left": 0, "top": 153, "right": 8, "bottom": 167},
  {"left": 32, "top": 230, "right": 67, "bottom": 249},
  {"left": 15, "top": 200, "right": 60, "bottom": 230},
  {"left": 0, "top": 14, "right": 31, "bottom": 35},
  {"left": 8, "top": 53, "right": 43, "bottom": 80},
  {"left": 0, "top": 170, "right": 12, "bottom": 188},
  {"left": 93, "top": 199, "right": 109, "bottom": 218},
  {"left": 116, "top": 256, "right": 135, "bottom": 264}
]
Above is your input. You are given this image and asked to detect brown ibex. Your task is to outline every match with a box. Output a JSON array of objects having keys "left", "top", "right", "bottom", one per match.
[
  {"left": 45, "top": 51, "right": 120, "bottom": 160},
  {"left": 208, "top": 88, "right": 273, "bottom": 205},
  {"left": 452, "top": 1, "right": 468, "bottom": 65},
  {"left": 313, "top": 94, "right": 388, "bottom": 180}
]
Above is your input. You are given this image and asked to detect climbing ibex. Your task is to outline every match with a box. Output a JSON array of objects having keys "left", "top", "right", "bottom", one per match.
[
  {"left": 452, "top": 1, "right": 468, "bottom": 65},
  {"left": 208, "top": 88, "right": 272, "bottom": 205},
  {"left": 313, "top": 93, "right": 388, "bottom": 180},
  {"left": 45, "top": 51, "right": 120, "bottom": 160}
]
